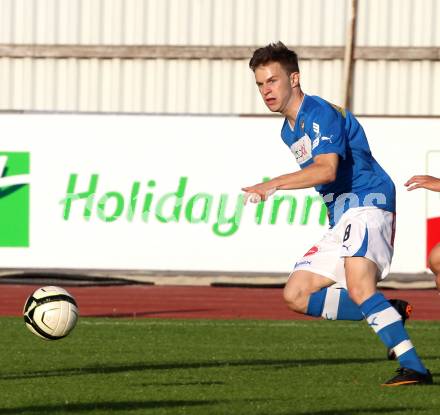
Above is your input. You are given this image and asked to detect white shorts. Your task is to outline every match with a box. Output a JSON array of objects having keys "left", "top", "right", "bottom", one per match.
[{"left": 292, "top": 207, "right": 396, "bottom": 289}]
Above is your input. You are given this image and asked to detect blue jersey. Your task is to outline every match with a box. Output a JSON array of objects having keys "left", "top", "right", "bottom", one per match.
[{"left": 281, "top": 95, "right": 396, "bottom": 227}]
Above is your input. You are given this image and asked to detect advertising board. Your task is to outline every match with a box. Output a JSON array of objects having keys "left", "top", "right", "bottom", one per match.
[{"left": 0, "top": 114, "right": 438, "bottom": 274}]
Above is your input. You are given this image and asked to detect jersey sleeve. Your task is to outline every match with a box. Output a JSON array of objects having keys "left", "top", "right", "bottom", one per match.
[{"left": 308, "top": 107, "right": 346, "bottom": 160}]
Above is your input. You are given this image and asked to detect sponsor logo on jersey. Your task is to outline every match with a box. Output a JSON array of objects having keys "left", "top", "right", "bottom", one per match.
[
  {"left": 295, "top": 260, "right": 312, "bottom": 268},
  {"left": 291, "top": 134, "right": 312, "bottom": 164}
]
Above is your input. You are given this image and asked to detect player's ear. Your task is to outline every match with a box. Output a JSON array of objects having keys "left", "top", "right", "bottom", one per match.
[{"left": 290, "top": 72, "right": 300, "bottom": 88}]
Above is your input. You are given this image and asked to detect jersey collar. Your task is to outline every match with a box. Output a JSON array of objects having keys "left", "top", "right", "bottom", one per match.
[{"left": 287, "top": 93, "right": 307, "bottom": 132}]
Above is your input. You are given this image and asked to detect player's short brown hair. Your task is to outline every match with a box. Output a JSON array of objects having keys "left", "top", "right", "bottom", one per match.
[{"left": 249, "top": 41, "right": 300, "bottom": 75}]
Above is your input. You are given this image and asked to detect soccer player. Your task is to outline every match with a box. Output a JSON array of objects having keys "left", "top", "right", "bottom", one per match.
[
  {"left": 405, "top": 174, "right": 440, "bottom": 291},
  {"left": 243, "top": 42, "right": 432, "bottom": 386}
]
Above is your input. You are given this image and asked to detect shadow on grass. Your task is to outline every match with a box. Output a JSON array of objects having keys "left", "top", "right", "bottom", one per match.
[
  {"left": 84, "top": 309, "right": 216, "bottom": 318},
  {"left": 0, "top": 400, "right": 220, "bottom": 414},
  {"left": 137, "top": 381, "right": 225, "bottom": 387},
  {"left": 279, "top": 408, "right": 425, "bottom": 415},
  {"left": 0, "top": 357, "right": 399, "bottom": 380}
]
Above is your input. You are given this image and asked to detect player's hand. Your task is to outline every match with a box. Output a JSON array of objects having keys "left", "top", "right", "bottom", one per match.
[
  {"left": 241, "top": 183, "right": 276, "bottom": 204},
  {"left": 404, "top": 175, "right": 440, "bottom": 192}
]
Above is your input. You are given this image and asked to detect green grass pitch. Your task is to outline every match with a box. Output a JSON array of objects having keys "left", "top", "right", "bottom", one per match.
[{"left": 1, "top": 317, "right": 439, "bottom": 414}]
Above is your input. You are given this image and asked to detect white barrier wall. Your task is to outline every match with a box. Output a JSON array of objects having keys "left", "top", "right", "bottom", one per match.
[{"left": 0, "top": 114, "right": 438, "bottom": 274}]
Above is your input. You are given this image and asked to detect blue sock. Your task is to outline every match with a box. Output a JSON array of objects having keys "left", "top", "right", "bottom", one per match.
[
  {"left": 360, "top": 292, "right": 427, "bottom": 374},
  {"left": 306, "top": 287, "right": 363, "bottom": 320},
  {"left": 306, "top": 288, "right": 326, "bottom": 317}
]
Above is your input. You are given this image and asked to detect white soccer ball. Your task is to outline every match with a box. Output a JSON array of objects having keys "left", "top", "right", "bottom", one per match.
[{"left": 23, "top": 286, "right": 79, "bottom": 340}]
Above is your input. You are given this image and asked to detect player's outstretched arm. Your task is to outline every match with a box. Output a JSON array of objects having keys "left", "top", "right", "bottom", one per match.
[
  {"left": 405, "top": 175, "right": 440, "bottom": 192},
  {"left": 242, "top": 153, "right": 338, "bottom": 201}
]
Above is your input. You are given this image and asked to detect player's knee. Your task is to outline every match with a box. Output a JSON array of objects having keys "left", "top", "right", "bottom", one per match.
[
  {"left": 283, "top": 284, "right": 308, "bottom": 313},
  {"left": 346, "top": 286, "right": 368, "bottom": 305}
]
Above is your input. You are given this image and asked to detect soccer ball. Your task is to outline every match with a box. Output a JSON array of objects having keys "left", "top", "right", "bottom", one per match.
[{"left": 23, "top": 286, "right": 79, "bottom": 340}]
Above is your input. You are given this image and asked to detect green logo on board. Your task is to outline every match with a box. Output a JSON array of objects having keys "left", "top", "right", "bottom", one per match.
[
  {"left": 0, "top": 152, "right": 30, "bottom": 247},
  {"left": 60, "top": 174, "right": 327, "bottom": 237}
]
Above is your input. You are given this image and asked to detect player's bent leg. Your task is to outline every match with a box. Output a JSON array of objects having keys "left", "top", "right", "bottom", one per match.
[
  {"left": 283, "top": 270, "right": 334, "bottom": 314},
  {"left": 345, "top": 256, "right": 431, "bottom": 386},
  {"left": 428, "top": 243, "right": 440, "bottom": 291},
  {"left": 284, "top": 271, "right": 364, "bottom": 320}
]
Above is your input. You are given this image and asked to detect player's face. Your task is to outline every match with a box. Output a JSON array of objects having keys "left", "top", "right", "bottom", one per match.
[{"left": 254, "top": 62, "right": 295, "bottom": 114}]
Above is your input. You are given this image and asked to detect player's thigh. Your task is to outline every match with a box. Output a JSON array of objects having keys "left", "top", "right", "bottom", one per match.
[{"left": 283, "top": 270, "right": 335, "bottom": 305}]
